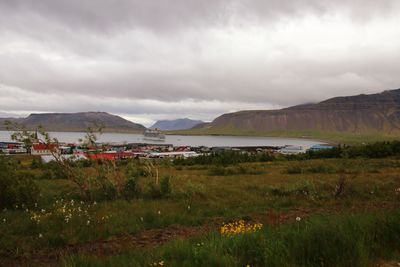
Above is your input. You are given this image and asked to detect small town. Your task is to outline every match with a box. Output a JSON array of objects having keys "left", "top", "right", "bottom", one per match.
[{"left": 0, "top": 140, "right": 334, "bottom": 162}]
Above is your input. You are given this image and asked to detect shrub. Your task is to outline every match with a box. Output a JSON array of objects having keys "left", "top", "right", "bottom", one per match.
[
  {"left": 123, "top": 177, "right": 140, "bottom": 199},
  {"left": 0, "top": 158, "right": 40, "bottom": 209},
  {"left": 31, "top": 157, "right": 42, "bottom": 169},
  {"left": 100, "top": 181, "right": 117, "bottom": 201},
  {"left": 147, "top": 182, "right": 162, "bottom": 199}
]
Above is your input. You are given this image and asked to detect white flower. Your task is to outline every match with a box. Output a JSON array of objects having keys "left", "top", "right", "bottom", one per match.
[
  {"left": 296, "top": 217, "right": 301, "bottom": 222},
  {"left": 2, "top": 218, "right": 6, "bottom": 223},
  {"left": 87, "top": 220, "right": 90, "bottom": 225},
  {"left": 187, "top": 205, "right": 191, "bottom": 210},
  {"left": 157, "top": 210, "right": 161, "bottom": 215},
  {"left": 39, "top": 233, "right": 43, "bottom": 238},
  {"left": 140, "top": 217, "right": 144, "bottom": 222},
  {"left": 93, "top": 201, "right": 97, "bottom": 205}
]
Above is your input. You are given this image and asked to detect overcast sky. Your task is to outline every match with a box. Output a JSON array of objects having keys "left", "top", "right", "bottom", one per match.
[{"left": 0, "top": 0, "right": 399, "bottom": 126}]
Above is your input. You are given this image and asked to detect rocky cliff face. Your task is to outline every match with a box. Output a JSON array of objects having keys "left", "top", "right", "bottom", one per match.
[
  {"left": 0, "top": 112, "right": 146, "bottom": 133},
  {"left": 207, "top": 89, "right": 400, "bottom": 133}
]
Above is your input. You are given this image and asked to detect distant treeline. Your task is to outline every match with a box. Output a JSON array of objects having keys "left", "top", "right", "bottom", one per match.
[
  {"left": 298, "top": 140, "right": 400, "bottom": 160},
  {"left": 174, "top": 140, "right": 400, "bottom": 165}
]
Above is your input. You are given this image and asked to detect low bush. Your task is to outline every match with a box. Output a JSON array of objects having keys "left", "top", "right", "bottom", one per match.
[
  {"left": 0, "top": 157, "right": 40, "bottom": 209},
  {"left": 123, "top": 177, "right": 140, "bottom": 199}
]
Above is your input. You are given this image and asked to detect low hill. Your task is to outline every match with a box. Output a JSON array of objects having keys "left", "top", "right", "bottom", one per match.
[
  {"left": 0, "top": 112, "right": 146, "bottom": 133},
  {"left": 151, "top": 118, "right": 204, "bottom": 131}
]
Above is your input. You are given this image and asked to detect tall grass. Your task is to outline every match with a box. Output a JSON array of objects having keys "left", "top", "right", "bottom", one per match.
[{"left": 63, "top": 211, "right": 400, "bottom": 267}]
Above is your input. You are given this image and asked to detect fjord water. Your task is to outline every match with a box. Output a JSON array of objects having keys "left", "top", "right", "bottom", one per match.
[{"left": 0, "top": 131, "right": 323, "bottom": 147}]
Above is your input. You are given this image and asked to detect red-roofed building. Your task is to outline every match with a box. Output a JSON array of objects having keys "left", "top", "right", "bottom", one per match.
[
  {"left": 86, "top": 151, "right": 134, "bottom": 161},
  {"left": 31, "top": 143, "right": 59, "bottom": 155}
]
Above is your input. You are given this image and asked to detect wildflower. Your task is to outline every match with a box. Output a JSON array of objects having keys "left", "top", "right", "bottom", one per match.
[
  {"left": 2, "top": 218, "right": 6, "bottom": 223},
  {"left": 157, "top": 210, "right": 161, "bottom": 215},
  {"left": 140, "top": 217, "right": 144, "bottom": 222},
  {"left": 220, "top": 220, "right": 263, "bottom": 236},
  {"left": 41, "top": 209, "right": 46, "bottom": 213},
  {"left": 187, "top": 205, "right": 191, "bottom": 210},
  {"left": 296, "top": 217, "right": 301, "bottom": 222},
  {"left": 159, "top": 261, "right": 164, "bottom": 266},
  {"left": 39, "top": 233, "right": 43, "bottom": 238},
  {"left": 93, "top": 201, "right": 97, "bottom": 205},
  {"left": 34, "top": 203, "right": 38, "bottom": 208},
  {"left": 87, "top": 220, "right": 90, "bottom": 225}
]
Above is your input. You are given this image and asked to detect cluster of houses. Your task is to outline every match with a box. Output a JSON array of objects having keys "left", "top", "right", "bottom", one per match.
[
  {"left": 0, "top": 141, "right": 201, "bottom": 161},
  {"left": 0, "top": 141, "right": 334, "bottom": 162}
]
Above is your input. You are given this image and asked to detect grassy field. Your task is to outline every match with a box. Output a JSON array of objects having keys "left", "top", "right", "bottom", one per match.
[
  {"left": 1, "top": 155, "right": 400, "bottom": 266},
  {"left": 169, "top": 127, "right": 400, "bottom": 144}
]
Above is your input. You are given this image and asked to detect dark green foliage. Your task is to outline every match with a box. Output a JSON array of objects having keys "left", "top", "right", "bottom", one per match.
[
  {"left": 40, "top": 161, "right": 68, "bottom": 179},
  {"left": 0, "top": 157, "right": 40, "bottom": 209},
  {"left": 208, "top": 165, "right": 264, "bottom": 176},
  {"left": 99, "top": 180, "right": 117, "bottom": 201},
  {"left": 123, "top": 177, "right": 140, "bottom": 199},
  {"left": 30, "top": 157, "right": 42, "bottom": 169},
  {"left": 145, "top": 175, "right": 173, "bottom": 199},
  {"left": 174, "top": 151, "right": 274, "bottom": 166},
  {"left": 303, "top": 140, "right": 400, "bottom": 160},
  {"left": 146, "top": 182, "right": 162, "bottom": 199}
]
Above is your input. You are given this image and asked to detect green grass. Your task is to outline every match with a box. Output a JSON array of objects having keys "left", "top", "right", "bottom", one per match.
[
  {"left": 2, "top": 157, "right": 400, "bottom": 266},
  {"left": 62, "top": 211, "right": 400, "bottom": 267}
]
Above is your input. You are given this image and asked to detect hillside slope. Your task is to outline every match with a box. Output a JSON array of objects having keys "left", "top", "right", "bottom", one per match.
[
  {"left": 0, "top": 112, "right": 146, "bottom": 133},
  {"left": 202, "top": 89, "right": 400, "bottom": 134}
]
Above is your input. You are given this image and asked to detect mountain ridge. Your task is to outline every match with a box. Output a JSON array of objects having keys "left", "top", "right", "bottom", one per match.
[
  {"left": 151, "top": 118, "right": 204, "bottom": 131},
  {"left": 0, "top": 112, "right": 146, "bottom": 133},
  {"left": 195, "top": 88, "right": 400, "bottom": 134}
]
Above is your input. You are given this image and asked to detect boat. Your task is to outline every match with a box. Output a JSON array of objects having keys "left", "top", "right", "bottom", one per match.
[{"left": 143, "top": 128, "right": 166, "bottom": 142}]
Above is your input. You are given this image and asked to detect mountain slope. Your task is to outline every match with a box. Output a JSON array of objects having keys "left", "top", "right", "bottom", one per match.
[
  {"left": 202, "top": 89, "right": 400, "bottom": 134},
  {"left": 151, "top": 118, "right": 204, "bottom": 130},
  {"left": 0, "top": 112, "right": 146, "bottom": 133}
]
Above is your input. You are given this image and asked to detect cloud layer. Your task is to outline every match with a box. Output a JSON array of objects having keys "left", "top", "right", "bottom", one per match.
[{"left": 0, "top": 0, "right": 399, "bottom": 126}]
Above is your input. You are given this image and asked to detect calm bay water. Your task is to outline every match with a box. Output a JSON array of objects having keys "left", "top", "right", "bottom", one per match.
[{"left": 0, "top": 131, "right": 323, "bottom": 148}]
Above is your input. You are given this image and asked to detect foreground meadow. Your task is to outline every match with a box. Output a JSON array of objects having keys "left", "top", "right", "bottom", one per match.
[{"left": 1, "top": 150, "right": 400, "bottom": 266}]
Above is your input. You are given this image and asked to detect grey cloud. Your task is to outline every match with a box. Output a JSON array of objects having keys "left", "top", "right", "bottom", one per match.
[{"left": 0, "top": 1, "right": 400, "bottom": 123}]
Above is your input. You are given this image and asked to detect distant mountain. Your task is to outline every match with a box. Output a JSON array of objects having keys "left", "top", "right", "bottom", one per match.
[
  {"left": 196, "top": 88, "right": 400, "bottom": 134},
  {"left": 0, "top": 112, "right": 146, "bottom": 133},
  {"left": 151, "top": 118, "right": 204, "bottom": 131}
]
